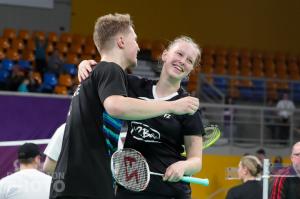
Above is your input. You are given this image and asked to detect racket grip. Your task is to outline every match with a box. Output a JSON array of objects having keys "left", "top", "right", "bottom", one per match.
[{"left": 180, "top": 176, "right": 209, "bottom": 186}]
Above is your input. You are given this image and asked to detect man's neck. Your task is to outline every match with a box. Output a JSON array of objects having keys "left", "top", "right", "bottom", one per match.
[
  {"left": 101, "top": 51, "right": 128, "bottom": 71},
  {"left": 20, "top": 164, "right": 37, "bottom": 170}
]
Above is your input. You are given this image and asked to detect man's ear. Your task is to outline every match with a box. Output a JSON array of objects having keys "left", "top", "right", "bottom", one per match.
[{"left": 117, "top": 35, "right": 125, "bottom": 49}]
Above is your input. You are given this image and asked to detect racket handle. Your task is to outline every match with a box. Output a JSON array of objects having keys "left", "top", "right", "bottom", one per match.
[{"left": 180, "top": 176, "right": 209, "bottom": 186}]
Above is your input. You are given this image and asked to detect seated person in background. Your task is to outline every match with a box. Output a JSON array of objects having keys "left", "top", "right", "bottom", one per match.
[
  {"left": 226, "top": 155, "right": 262, "bottom": 199},
  {"left": 43, "top": 123, "right": 66, "bottom": 175},
  {"left": 0, "top": 143, "right": 52, "bottom": 199}
]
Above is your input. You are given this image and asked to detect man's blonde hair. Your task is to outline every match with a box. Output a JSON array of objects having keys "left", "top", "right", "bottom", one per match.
[{"left": 93, "top": 13, "right": 133, "bottom": 53}]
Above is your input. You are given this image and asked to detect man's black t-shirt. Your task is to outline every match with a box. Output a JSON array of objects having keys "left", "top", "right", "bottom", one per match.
[
  {"left": 226, "top": 180, "right": 262, "bottom": 199},
  {"left": 119, "top": 75, "right": 205, "bottom": 198},
  {"left": 50, "top": 62, "right": 127, "bottom": 199}
]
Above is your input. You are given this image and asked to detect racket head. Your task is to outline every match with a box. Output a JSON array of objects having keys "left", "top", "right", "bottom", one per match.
[
  {"left": 203, "top": 125, "right": 221, "bottom": 149},
  {"left": 111, "top": 148, "right": 150, "bottom": 192}
]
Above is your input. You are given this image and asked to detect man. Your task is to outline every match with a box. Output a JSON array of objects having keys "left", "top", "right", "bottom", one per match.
[
  {"left": 276, "top": 93, "right": 296, "bottom": 144},
  {"left": 50, "top": 13, "right": 199, "bottom": 199},
  {"left": 0, "top": 143, "right": 52, "bottom": 199},
  {"left": 269, "top": 142, "right": 300, "bottom": 199},
  {"left": 43, "top": 123, "right": 66, "bottom": 175}
]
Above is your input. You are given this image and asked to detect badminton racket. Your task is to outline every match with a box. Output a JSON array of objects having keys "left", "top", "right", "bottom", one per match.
[{"left": 111, "top": 148, "right": 209, "bottom": 192}]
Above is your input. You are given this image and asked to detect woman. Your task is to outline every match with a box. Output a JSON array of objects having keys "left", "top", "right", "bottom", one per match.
[
  {"left": 79, "top": 36, "right": 205, "bottom": 199},
  {"left": 225, "top": 155, "right": 263, "bottom": 199}
]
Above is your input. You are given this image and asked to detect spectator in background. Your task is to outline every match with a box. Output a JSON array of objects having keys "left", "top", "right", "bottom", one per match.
[
  {"left": 35, "top": 38, "right": 47, "bottom": 73},
  {"left": 276, "top": 93, "right": 296, "bottom": 144},
  {"left": 271, "top": 155, "right": 283, "bottom": 173},
  {"left": 47, "top": 49, "right": 64, "bottom": 76},
  {"left": 256, "top": 148, "right": 266, "bottom": 164},
  {"left": 269, "top": 142, "right": 300, "bottom": 199},
  {"left": 17, "top": 78, "right": 30, "bottom": 92},
  {"left": 225, "top": 155, "right": 262, "bottom": 199},
  {"left": 0, "top": 143, "right": 52, "bottom": 199}
]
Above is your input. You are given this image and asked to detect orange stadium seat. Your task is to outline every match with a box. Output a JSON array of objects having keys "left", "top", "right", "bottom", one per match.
[
  {"left": 57, "top": 43, "right": 68, "bottom": 56},
  {"left": 66, "top": 53, "right": 79, "bottom": 65},
  {"left": 72, "top": 34, "right": 85, "bottom": 46},
  {"left": 83, "top": 45, "right": 97, "bottom": 56},
  {"left": 54, "top": 85, "right": 68, "bottom": 95},
  {"left": 60, "top": 32, "right": 73, "bottom": 45},
  {"left": 228, "top": 48, "right": 239, "bottom": 58},
  {"left": 58, "top": 74, "right": 73, "bottom": 87},
  {"left": 3, "top": 28, "right": 17, "bottom": 42},
  {"left": 0, "top": 49, "right": 5, "bottom": 60},
  {"left": 215, "top": 47, "right": 227, "bottom": 57},
  {"left": 70, "top": 44, "right": 82, "bottom": 55},
  {"left": 22, "top": 51, "right": 35, "bottom": 63},
  {"left": 33, "top": 31, "right": 46, "bottom": 41},
  {"left": 0, "top": 37, "right": 10, "bottom": 50},
  {"left": 6, "top": 49, "right": 20, "bottom": 61},
  {"left": 240, "top": 49, "right": 251, "bottom": 59},
  {"left": 151, "top": 40, "right": 166, "bottom": 61},
  {"left": 48, "top": 32, "right": 58, "bottom": 44},
  {"left": 138, "top": 39, "right": 152, "bottom": 51},
  {"left": 18, "top": 29, "right": 31, "bottom": 42},
  {"left": 11, "top": 38, "right": 25, "bottom": 52},
  {"left": 46, "top": 43, "right": 54, "bottom": 55},
  {"left": 26, "top": 39, "right": 36, "bottom": 51}
]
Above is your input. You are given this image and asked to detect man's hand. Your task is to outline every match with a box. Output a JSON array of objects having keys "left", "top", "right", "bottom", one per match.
[
  {"left": 171, "top": 96, "right": 199, "bottom": 115},
  {"left": 78, "top": 60, "right": 97, "bottom": 82}
]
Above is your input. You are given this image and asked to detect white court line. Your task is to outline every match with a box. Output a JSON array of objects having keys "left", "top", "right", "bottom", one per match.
[{"left": 0, "top": 139, "right": 51, "bottom": 146}]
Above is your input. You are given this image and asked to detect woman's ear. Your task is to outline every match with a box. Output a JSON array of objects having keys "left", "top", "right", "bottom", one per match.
[{"left": 161, "top": 50, "right": 168, "bottom": 62}]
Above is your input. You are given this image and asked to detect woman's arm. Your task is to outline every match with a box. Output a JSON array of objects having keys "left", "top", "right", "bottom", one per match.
[{"left": 163, "top": 135, "right": 202, "bottom": 182}]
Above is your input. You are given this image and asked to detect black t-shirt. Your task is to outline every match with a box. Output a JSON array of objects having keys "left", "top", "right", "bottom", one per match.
[
  {"left": 226, "top": 180, "right": 263, "bottom": 199},
  {"left": 120, "top": 75, "right": 205, "bottom": 197},
  {"left": 50, "top": 62, "right": 127, "bottom": 199}
]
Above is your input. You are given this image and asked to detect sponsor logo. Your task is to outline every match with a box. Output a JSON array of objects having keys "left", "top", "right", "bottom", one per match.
[{"left": 130, "top": 122, "right": 161, "bottom": 143}]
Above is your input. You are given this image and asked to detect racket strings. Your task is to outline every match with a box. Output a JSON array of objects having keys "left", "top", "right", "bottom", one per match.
[
  {"left": 203, "top": 126, "right": 221, "bottom": 148},
  {"left": 112, "top": 149, "right": 149, "bottom": 192}
]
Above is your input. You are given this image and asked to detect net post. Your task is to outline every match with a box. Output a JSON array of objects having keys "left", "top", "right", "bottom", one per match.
[{"left": 262, "top": 158, "right": 270, "bottom": 199}]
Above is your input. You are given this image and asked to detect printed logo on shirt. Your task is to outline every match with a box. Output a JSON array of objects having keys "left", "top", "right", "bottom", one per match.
[
  {"left": 163, "top": 114, "right": 171, "bottom": 119},
  {"left": 130, "top": 121, "right": 161, "bottom": 143}
]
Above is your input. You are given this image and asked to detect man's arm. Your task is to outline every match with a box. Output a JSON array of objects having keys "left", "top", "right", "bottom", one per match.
[
  {"left": 43, "top": 156, "right": 57, "bottom": 176},
  {"left": 104, "top": 95, "right": 199, "bottom": 120}
]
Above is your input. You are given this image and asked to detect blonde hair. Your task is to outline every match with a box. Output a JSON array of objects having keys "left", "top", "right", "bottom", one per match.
[
  {"left": 93, "top": 13, "right": 133, "bottom": 53},
  {"left": 240, "top": 155, "right": 262, "bottom": 177},
  {"left": 167, "top": 36, "right": 202, "bottom": 67}
]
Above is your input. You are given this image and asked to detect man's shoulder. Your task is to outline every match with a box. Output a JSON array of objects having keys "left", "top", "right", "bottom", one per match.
[{"left": 94, "top": 62, "right": 122, "bottom": 72}]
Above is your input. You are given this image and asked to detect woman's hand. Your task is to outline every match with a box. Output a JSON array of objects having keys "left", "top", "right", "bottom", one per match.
[
  {"left": 78, "top": 60, "right": 97, "bottom": 82},
  {"left": 163, "top": 161, "right": 187, "bottom": 182}
]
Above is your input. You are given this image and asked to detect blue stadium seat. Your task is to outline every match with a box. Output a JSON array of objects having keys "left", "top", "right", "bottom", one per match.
[
  {"left": 1, "top": 59, "right": 14, "bottom": 71},
  {"left": 43, "top": 73, "right": 58, "bottom": 87},
  {"left": 63, "top": 63, "right": 77, "bottom": 76},
  {"left": 18, "top": 60, "right": 31, "bottom": 70},
  {"left": 38, "top": 73, "right": 58, "bottom": 93},
  {"left": 0, "top": 69, "right": 10, "bottom": 82},
  {"left": 213, "top": 76, "right": 228, "bottom": 94},
  {"left": 252, "top": 80, "right": 265, "bottom": 101}
]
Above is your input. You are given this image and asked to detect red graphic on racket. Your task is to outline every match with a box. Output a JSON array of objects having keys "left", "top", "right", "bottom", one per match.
[{"left": 111, "top": 148, "right": 209, "bottom": 192}]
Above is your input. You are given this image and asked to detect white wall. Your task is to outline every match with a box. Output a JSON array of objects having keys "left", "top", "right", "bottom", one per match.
[{"left": 0, "top": 0, "right": 70, "bottom": 34}]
